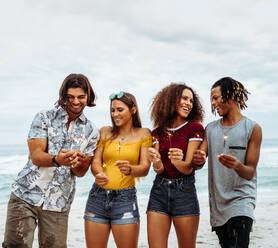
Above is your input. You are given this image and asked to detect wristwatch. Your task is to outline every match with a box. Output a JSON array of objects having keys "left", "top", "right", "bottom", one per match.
[{"left": 52, "top": 155, "right": 60, "bottom": 167}]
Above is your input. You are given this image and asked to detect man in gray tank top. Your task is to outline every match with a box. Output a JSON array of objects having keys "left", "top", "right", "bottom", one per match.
[{"left": 193, "top": 77, "right": 262, "bottom": 248}]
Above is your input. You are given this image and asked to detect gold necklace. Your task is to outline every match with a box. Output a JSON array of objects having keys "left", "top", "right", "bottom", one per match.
[{"left": 118, "top": 136, "right": 127, "bottom": 150}]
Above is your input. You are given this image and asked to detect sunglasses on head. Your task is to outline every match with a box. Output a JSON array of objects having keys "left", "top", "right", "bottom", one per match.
[{"left": 109, "top": 91, "right": 124, "bottom": 100}]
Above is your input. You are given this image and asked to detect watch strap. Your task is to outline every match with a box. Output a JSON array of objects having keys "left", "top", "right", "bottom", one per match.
[{"left": 52, "top": 155, "right": 60, "bottom": 167}]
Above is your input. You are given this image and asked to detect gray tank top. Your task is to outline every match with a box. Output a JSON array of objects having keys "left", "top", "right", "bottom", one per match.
[{"left": 206, "top": 116, "right": 257, "bottom": 227}]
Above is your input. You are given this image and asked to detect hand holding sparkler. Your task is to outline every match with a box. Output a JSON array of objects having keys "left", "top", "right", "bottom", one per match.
[
  {"left": 148, "top": 147, "right": 161, "bottom": 163},
  {"left": 95, "top": 172, "right": 109, "bottom": 186},
  {"left": 148, "top": 147, "right": 164, "bottom": 173},
  {"left": 217, "top": 153, "right": 241, "bottom": 171},
  {"left": 168, "top": 148, "right": 184, "bottom": 166},
  {"left": 192, "top": 149, "right": 207, "bottom": 169},
  {"left": 114, "top": 160, "right": 132, "bottom": 176}
]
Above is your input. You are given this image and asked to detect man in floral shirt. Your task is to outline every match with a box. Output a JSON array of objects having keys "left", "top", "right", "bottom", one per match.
[{"left": 3, "top": 74, "right": 99, "bottom": 248}]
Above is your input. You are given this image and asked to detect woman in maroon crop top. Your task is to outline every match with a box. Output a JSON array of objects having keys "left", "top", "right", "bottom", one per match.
[{"left": 147, "top": 83, "right": 204, "bottom": 248}]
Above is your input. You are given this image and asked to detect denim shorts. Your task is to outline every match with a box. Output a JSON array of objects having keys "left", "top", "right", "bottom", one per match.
[
  {"left": 147, "top": 175, "right": 200, "bottom": 217},
  {"left": 84, "top": 184, "right": 139, "bottom": 225}
]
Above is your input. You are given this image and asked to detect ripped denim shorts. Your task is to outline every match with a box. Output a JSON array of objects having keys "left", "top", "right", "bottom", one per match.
[{"left": 84, "top": 183, "right": 139, "bottom": 225}]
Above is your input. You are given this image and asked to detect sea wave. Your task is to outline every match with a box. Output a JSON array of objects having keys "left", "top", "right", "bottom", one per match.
[
  {"left": 0, "top": 155, "right": 28, "bottom": 174},
  {"left": 0, "top": 141, "right": 277, "bottom": 207},
  {"left": 261, "top": 147, "right": 278, "bottom": 153}
]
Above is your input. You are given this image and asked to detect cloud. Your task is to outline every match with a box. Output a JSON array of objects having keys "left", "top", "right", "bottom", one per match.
[{"left": 1, "top": 0, "right": 278, "bottom": 144}]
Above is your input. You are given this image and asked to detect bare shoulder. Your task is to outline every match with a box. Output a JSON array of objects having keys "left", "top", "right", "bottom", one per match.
[
  {"left": 100, "top": 126, "right": 113, "bottom": 139},
  {"left": 136, "top": 127, "right": 151, "bottom": 139},
  {"left": 253, "top": 123, "right": 262, "bottom": 133},
  {"left": 250, "top": 123, "right": 262, "bottom": 141}
]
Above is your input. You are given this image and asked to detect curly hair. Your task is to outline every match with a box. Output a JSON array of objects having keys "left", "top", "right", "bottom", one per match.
[
  {"left": 150, "top": 83, "right": 204, "bottom": 129},
  {"left": 211, "top": 77, "right": 250, "bottom": 114},
  {"left": 56, "top": 73, "right": 96, "bottom": 107}
]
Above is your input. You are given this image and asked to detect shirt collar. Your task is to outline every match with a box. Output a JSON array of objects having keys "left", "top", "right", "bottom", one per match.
[
  {"left": 167, "top": 121, "right": 188, "bottom": 132},
  {"left": 78, "top": 112, "right": 87, "bottom": 123}
]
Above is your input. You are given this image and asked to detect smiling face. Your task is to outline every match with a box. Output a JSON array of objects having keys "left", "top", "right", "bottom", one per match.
[
  {"left": 211, "top": 86, "right": 227, "bottom": 116},
  {"left": 111, "top": 99, "right": 135, "bottom": 127},
  {"left": 176, "top": 88, "right": 194, "bottom": 121},
  {"left": 65, "top": 87, "right": 88, "bottom": 117}
]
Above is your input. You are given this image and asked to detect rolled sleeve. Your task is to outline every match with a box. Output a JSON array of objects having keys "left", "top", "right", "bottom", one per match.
[
  {"left": 188, "top": 122, "right": 204, "bottom": 142},
  {"left": 82, "top": 128, "right": 100, "bottom": 156},
  {"left": 28, "top": 112, "right": 48, "bottom": 139},
  {"left": 151, "top": 129, "right": 159, "bottom": 145}
]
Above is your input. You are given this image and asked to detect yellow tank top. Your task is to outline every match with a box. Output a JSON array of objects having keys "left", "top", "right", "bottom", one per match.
[{"left": 97, "top": 136, "right": 152, "bottom": 189}]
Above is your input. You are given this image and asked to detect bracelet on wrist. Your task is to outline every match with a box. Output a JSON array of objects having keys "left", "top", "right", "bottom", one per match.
[
  {"left": 153, "top": 165, "right": 163, "bottom": 172},
  {"left": 194, "top": 162, "right": 205, "bottom": 168}
]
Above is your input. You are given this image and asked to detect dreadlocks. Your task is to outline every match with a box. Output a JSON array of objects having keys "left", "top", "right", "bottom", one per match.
[{"left": 211, "top": 77, "right": 250, "bottom": 114}]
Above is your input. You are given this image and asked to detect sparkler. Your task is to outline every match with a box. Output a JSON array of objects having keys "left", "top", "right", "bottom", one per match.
[
  {"left": 223, "top": 134, "right": 228, "bottom": 153},
  {"left": 166, "top": 131, "right": 173, "bottom": 149}
]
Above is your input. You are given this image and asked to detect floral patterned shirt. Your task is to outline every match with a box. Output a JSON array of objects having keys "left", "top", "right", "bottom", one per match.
[{"left": 12, "top": 107, "right": 99, "bottom": 212}]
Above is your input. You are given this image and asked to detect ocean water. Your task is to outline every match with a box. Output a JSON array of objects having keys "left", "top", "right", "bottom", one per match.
[{"left": 0, "top": 139, "right": 277, "bottom": 208}]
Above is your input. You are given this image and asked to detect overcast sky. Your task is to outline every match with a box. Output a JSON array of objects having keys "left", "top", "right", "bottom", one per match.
[{"left": 1, "top": 0, "right": 277, "bottom": 145}]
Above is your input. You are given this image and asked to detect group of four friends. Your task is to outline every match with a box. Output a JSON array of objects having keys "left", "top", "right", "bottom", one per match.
[{"left": 2, "top": 74, "right": 262, "bottom": 248}]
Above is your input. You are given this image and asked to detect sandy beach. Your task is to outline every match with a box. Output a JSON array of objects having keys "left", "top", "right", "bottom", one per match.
[{"left": 1, "top": 195, "right": 277, "bottom": 247}]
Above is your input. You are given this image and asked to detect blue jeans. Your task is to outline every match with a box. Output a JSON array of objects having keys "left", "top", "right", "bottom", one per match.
[
  {"left": 147, "top": 175, "right": 200, "bottom": 217},
  {"left": 84, "top": 184, "right": 139, "bottom": 225},
  {"left": 213, "top": 216, "right": 253, "bottom": 248}
]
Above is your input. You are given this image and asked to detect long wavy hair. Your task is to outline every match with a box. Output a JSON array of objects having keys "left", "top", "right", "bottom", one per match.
[
  {"left": 150, "top": 83, "right": 204, "bottom": 129},
  {"left": 211, "top": 77, "right": 249, "bottom": 114},
  {"left": 109, "top": 92, "right": 142, "bottom": 140},
  {"left": 56, "top": 73, "right": 96, "bottom": 107}
]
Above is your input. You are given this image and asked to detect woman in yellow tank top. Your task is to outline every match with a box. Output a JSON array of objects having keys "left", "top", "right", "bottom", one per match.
[{"left": 84, "top": 91, "right": 152, "bottom": 248}]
